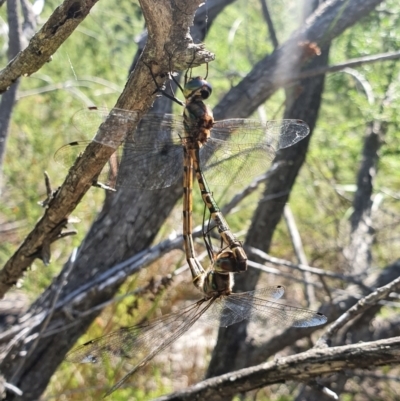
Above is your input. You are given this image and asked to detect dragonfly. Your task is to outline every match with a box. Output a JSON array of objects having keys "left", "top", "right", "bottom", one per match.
[
  {"left": 55, "top": 76, "right": 310, "bottom": 290},
  {"left": 67, "top": 269, "right": 327, "bottom": 397}
]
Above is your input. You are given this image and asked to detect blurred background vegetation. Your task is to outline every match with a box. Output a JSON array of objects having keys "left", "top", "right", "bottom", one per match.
[{"left": 0, "top": 0, "right": 400, "bottom": 400}]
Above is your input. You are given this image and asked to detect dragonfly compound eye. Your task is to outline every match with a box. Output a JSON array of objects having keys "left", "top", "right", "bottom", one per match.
[{"left": 200, "top": 87, "right": 212, "bottom": 99}]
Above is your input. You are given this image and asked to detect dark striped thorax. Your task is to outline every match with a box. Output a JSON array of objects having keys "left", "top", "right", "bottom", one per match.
[{"left": 182, "top": 77, "right": 214, "bottom": 147}]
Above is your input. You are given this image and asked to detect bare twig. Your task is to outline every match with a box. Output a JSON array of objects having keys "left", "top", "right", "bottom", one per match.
[
  {"left": 246, "top": 246, "right": 367, "bottom": 287},
  {"left": 283, "top": 204, "right": 316, "bottom": 305},
  {"left": 316, "top": 276, "right": 400, "bottom": 347},
  {"left": 214, "top": 0, "right": 386, "bottom": 120},
  {"left": 248, "top": 260, "right": 325, "bottom": 289},
  {"left": 292, "top": 50, "right": 400, "bottom": 85},
  {"left": 9, "top": 249, "right": 77, "bottom": 383},
  {"left": 259, "top": 0, "right": 278, "bottom": 48}
]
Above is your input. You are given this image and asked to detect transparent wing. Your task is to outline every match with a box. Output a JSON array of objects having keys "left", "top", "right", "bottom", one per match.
[
  {"left": 114, "top": 113, "right": 185, "bottom": 189},
  {"left": 54, "top": 108, "right": 185, "bottom": 189},
  {"left": 203, "top": 286, "right": 326, "bottom": 328},
  {"left": 200, "top": 119, "right": 309, "bottom": 187},
  {"left": 67, "top": 300, "right": 209, "bottom": 395},
  {"left": 54, "top": 108, "right": 310, "bottom": 190},
  {"left": 67, "top": 287, "right": 325, "bottom": 395},
  {"left": 201, "top": 286, "right": 285, "bottom": 326}
]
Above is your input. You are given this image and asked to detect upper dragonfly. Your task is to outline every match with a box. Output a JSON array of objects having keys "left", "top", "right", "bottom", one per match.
[{"left": 55, "top": 77, "right": 310, "bottom": 288}]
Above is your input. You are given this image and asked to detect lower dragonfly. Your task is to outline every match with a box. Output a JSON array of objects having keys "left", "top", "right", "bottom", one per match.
[
  {"left": 65, "top": 140, "right": 327, "bottom": 397},
  {"left": 67, "top": 261, "right": 327, "bottom": 397},
  {"left": 55, "top": 76, "right": 310, "bottom": 284}
]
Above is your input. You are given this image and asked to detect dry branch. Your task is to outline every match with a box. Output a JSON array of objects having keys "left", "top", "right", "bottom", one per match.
[
  {"left": 1, "top": 0, "right": 395, "bottom": 399},
  {"left": 0, "top": 0, "right": 100, "bottom": 93},
  {"left": 154, "top": 336, "right": 400, "bottom": 401},
  {"left": 317, "top": 276, "right": 400, "bottom": 347}
]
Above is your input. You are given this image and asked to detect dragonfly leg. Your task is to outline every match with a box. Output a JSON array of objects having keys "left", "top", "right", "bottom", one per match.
[{"left": 142, "top": 60, "right": 184, "bottom": 107}]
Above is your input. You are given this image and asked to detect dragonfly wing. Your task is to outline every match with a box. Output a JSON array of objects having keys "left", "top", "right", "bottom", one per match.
[
  {"left": 116, "top": 113, "right": 185, "bottom": 189},
  {"left": 54, "top": 111, "right": 185, "bottom": 189},
  {"left": 67, "top": 300, "right": 209, "bottom": 394},
  {"left": 201, "top": 286, "right": 326, "bottom": 328},
  {"left": 66, "top": 325, "right": 143, "bottom": 364},
  {"left": 200, "top": 287, "right": 283, "bottom": 327},
  {"left": 229, "top": 287, "right": 326, "bottom": 328},
  {"left": 54, "top": 141, "right": 121, "bottom": 188},
  {"left": 54, "top": 141, "right": 182, "bottom": 189},
  {"left": 200, "top": 297, "right": 250, "bottom": 327},
  {"left": 115, "top": 141, "right": 182, "bottom": 189},
  {"left": 211, "top": 119, "right": 309, "bottom": 149},
  {"left": 69, "top": 107, "right": 140, "bottom": 145},
  {"left": 200, "top": 119, "right": 309, "bottom": 187},
  {"left": 248, "top": 296, "right": 327, "bottom": 327},
  {"left": 276, "top": 119, "right": 310, "bottom": 149},
  {"left": 201, "top": 138, "right": 276, "bottom": 187}
]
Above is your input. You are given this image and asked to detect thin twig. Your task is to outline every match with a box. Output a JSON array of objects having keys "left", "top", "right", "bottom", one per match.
[
  {"left": 259, "top": 0, "right": 278, "bottom": 49},
  {"left": 246, "top": 246, "right": 367, "bottom": 287},
  {"left": 316, "top": 276, "right": 400, "bottom": 347},
  {"left": 248, "top": 260, "right": 324, "bottom": 288},
  {"left": 292, "top": 50, "right": 400, "bottom": 84},
  {"left": 283, "top": 204, "right": 316, "bottom": 305}
]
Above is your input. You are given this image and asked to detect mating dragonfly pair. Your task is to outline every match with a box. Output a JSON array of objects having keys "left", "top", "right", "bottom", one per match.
[{"left": 59, "top": 75, "right": 327, "bottom": 396}]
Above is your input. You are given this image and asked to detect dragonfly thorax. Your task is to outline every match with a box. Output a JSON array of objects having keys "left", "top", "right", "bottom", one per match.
[
  {"left": 183, "top": 77, "right": 214, "bottom": 146},
  {"left": 201, "top": 270, "right": 234, "bottom": 298},
  {"left": 183, "top": 103, "right": 214, "bottom": 146}
]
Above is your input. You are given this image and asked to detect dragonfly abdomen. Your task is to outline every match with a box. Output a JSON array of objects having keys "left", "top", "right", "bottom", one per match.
[{"left": 190, "top": 149, "right": 248, "bottom": 273}]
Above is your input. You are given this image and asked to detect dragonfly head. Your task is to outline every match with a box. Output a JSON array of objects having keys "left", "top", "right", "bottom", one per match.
[{"left": 183, "top": 77, "right": 212, "bottom": 101}]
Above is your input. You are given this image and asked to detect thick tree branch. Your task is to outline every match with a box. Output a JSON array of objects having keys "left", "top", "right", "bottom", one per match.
[
  {"left": 0, "top": 1, "right": 212, "bottom": 399},
  {"left": 154, "top": 336, "right": 400, "bottom": 401},
  {"left": 206, "top": 1, "right": 332, "bottom": 383},
  {"left": 343, "top": 121, "right": 386, "bottom": 275}
]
